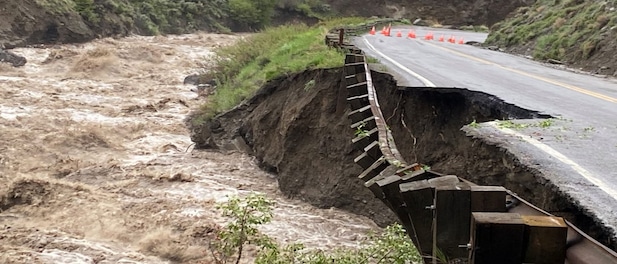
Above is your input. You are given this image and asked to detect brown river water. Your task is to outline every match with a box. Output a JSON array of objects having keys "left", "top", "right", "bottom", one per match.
[{"left": 0, "top": 33, "right": 380, "bottom": 263}]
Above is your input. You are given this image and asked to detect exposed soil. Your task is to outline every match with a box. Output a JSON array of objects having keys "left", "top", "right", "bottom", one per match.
[
  {"left": 0, "top": 34, "right": 381, "bottom": 263},
  {"left": 189, "top": 68, "right": 398, "bottom": 227},
  {"left": 192, "top": 67, "right": 617, "bottom": 250}
]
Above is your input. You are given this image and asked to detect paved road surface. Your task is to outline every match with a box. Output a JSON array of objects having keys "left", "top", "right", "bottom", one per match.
[{"left": 353, "top": 26, "right": 617, "bottom": 234}]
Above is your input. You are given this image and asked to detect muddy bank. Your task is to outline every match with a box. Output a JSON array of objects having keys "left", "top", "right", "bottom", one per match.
[
  {"left": 189, "top": 68, "right": 398, "bottom": 227},
  {"left": 190, "top": 67, "right": 617, "bottom": 249}
]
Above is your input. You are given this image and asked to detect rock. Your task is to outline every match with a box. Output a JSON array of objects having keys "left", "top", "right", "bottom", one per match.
[
  {"left": 547, "top": 59, "right": 563, "bottom": 65},
  {"left": 0, "top": 49, "right": 26, "bottom": 67},
  {"left": 183, "top": 74, "right": 200, "bottom": 85}
]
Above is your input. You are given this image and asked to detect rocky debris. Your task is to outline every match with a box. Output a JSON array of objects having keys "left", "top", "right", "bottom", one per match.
[
  {"left": 183, "top": 74, "right": 201, "bottom": 85},
  {"left": 0, "top": 48, "right": 26, "bottom": 67}
]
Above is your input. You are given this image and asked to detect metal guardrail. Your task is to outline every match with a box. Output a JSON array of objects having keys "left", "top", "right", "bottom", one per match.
[{"left": 325, "top": 30, "right": 617, "bottom": 264}]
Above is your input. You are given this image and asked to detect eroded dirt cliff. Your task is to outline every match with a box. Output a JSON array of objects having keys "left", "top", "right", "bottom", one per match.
[{"left": 190, "top": 67, "right": 617, "bottom": 249}]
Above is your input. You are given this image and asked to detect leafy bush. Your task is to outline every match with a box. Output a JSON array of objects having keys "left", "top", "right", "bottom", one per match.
[
  {"left": 211, "top": 193, "right": 275, "bottom": 264},
  {"left": 212, "top": 193, "right": 422, "bottom": 264},
  {"left": 228, "top": 0, "right": 277, "bottom": 30}
]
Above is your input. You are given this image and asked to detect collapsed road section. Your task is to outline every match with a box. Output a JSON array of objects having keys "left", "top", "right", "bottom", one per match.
[
  {"left": 189, "top": 28, "right": 617, "bottom": 264},
  {"left": 329, "top": 31, "right": 617, "bottom": 263}
]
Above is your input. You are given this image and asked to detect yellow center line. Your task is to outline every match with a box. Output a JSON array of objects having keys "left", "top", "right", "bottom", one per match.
[{"left": 422, "top": 41, "right": 617, "bottom": 103}]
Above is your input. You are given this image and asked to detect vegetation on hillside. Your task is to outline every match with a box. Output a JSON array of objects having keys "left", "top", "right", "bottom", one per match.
[
  {"left": 33, "top": 0, "right": 334, "bottom": 35},
  {"left": 486, "top": 0, "right": 617, "bottom": 67},
  {"left": 190, "top": 17, "right": 375, "bottom": 125}
]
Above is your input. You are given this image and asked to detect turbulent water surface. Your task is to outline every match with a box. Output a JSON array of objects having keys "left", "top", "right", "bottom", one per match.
[{"left": 0, "top": 33, "right": 380, "bottom": 263}]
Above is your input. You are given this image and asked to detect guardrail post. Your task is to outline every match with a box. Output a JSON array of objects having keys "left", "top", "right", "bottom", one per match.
[
  {"left": 338, "top": 28, "right": 345, "bottom": 46},
  {"left": 434, "top": 182, "right": 471, "bottom": 262},
  {"left": 470, "top": 212, "right": 526, "bottom": 264},
  {"left": 521, "top": 215, "right": 567, "bottom": 264}
]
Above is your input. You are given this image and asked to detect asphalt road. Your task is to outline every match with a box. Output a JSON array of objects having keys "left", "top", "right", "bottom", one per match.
[{"left": 353, "top": 26, "right": 617, "bottom": 233}]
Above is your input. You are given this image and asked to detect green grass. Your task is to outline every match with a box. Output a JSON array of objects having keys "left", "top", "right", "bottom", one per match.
[
  {"left": 486, "top": 0, "right": 617, "bottom": 63},
  {"left": 194, "top": 18, "right": 368, "bottom": 122}
]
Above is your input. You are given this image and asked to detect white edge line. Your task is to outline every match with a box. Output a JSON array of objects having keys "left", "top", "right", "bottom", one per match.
[
  {"left": 362, "top": 36, "right": 436, "bottom": 87},
  {"left": 487, "top": 121, "right": 617, "bottom": 201}
]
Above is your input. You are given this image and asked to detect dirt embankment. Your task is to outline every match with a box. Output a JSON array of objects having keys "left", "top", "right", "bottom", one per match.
[
  {"left": 190, "top": 67, "right": 617, "bottom": 249},
  {"left": 189, "top": 68, "right": 398, "bottom": 227}
]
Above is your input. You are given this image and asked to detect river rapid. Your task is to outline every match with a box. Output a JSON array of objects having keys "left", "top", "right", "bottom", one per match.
[{"left": 0, "top": 33, "right": 380, "bottom": 263}]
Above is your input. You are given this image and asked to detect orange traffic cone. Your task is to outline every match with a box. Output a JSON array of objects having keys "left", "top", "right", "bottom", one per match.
[
  {"left": 396, "top": 31, "right": 402, "bottom": 37},
  {"left": 458, "top": 38, "right": 464, "bottom": 44},
  {"left": 370, "top": 26, "right": 376, "bottom": 35},
  {"left": 448, "top": 35, "right": 456, "bottom": 43},
  {"left": 438, "top": 35, "right": 444, "bottom": 42},
  {"left": 407, "top": 30, "right": 416, "bottom": 38},
  {"left": 424, "top": 32, "right": 434, "bottom": 40},
  {"left": 385, "top": 26, "right": 391, "bottom": 37},
  {"left": 380, "top": 26, "right": 386, "bottom": 35}
]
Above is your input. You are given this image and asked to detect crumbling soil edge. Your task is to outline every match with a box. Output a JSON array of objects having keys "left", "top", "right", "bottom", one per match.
[{"left": 187, "top": 67, "right": 617, "bottom": 250}]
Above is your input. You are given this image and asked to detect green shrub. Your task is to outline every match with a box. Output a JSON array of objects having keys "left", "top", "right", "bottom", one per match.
[
  {"left": 213, "top": 193, "right": 422, "bottom": 264},
  {"left": 228, "top": 0, "right": 277, "bottom": 30}
]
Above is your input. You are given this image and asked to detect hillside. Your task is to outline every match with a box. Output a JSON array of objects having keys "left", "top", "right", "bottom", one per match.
[
  {"left": 486, "top": 0, "right": 617, "bottom": 75},
  {"left": 0, "top": 0, "right": 530, "bottom": 48}
]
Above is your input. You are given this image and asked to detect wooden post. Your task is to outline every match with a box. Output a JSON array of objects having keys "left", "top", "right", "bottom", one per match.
[
  {"left": 377, "top": 175, "right": 417, "bottom": 246},
  {"left": 522, "top": 215, "right": 567, "bottom": 264},
  {"left": 338, "top": 28, "right": 345, "bottom": 46},
  {"left": 470, "top": 212, "right": 526, "bottom": 264},
  {"left": 400, "top": 180, "right": 434, "bottom": 262},
  {"left": 471, "top": 186, "right": 507, "bottom": 212},
  {"left": 434, "top": 182, "right": 471, "bottom": 261}
]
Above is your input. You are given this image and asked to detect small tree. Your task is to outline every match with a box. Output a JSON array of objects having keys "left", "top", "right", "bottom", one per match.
[
  {"left": 227, "top": 0, "right": 277, "bottom": 30},
  {"left": 211, "top": 193, "right": 275, "bottom": 264}
]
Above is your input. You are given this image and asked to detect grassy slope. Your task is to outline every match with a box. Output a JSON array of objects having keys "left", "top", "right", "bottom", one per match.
[
  {"left": 191, "top": 18, "right": 374, "bottom": 125},
  {"left": 486, "top": 0, "right": 617, "bottom": 71}
]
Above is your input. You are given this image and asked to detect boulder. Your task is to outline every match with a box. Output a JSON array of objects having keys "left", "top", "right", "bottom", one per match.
[{"left": 0, "top": 49, "right": 26, "bottom": 67}]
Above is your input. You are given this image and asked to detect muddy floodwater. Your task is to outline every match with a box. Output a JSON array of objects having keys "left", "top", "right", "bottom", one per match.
[{"left": 0, "top": 33, "right": 380, "bottom": 263}]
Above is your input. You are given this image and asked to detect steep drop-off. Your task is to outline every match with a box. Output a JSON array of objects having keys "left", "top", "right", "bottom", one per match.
[{"left": 188, "top": 67, "right": 616, "bottom": 249}]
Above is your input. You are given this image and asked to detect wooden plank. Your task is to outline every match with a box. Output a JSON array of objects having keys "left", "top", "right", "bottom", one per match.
[
  {"left": 345, "top": 73, "right": 366, "bottom": 86},
  {"left": 470, "top": 186, "right": 507, "bottom": 212},
  {"left": 346, "top": 81, "right": 368, "bottom": 97},
  {"left": 353, "top": 152, "right": 377, "bottom": 169},
  {"left": 350, "top": 116, "right": 376, "bottom": 130},
  {"left": 348, "top": 105, "right": 372, "bottom": 123},
  {"left": 364, "top": 141, "right": 382, "bottom": 160},
  {"left": 434, "top": 183, "right": 471, "bottom": 260},
  {"left": 344, "top": 63, "right": 365, "bottom": 76},
  {"left": 346, "top": 93, "right": 369, "bottom": 110},
  {"left": 428, "top": 175, "right": 460, "bottom": 187},
  {"left": 401, "top": 169, "right": 441, "bottom": 182},
  {"left": 470, "top": 212, "right": 525, "bottom": 264},
  {"left": 365, "top": 180, "right": 388, "bottom": 208},
  {"left": 377, "top": 175, "right": 418, "bottom": 251},
  {"left": 400, "top": 180, "right": 434, "bottom": 260},
  {"left": 357, "top": 157, "right": 388, "bottom": 182},
  {"left": 352, "top": 127, "right": 378, "bottom": 151},
  {"left": 345, "top": 54, "right": 364, "bottom": 64},
  {"left": 522, "top": 215, "right": 567, "bottom": 264}
]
